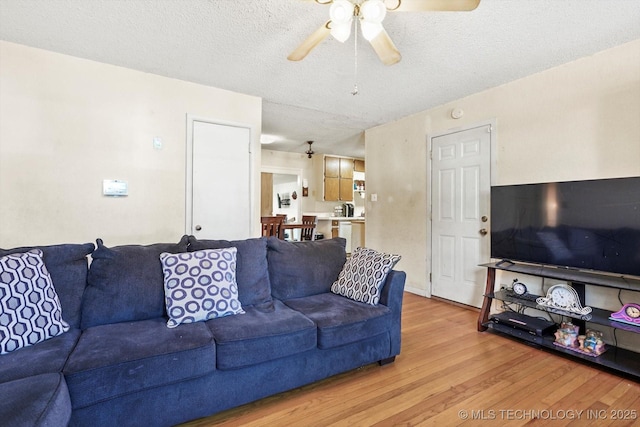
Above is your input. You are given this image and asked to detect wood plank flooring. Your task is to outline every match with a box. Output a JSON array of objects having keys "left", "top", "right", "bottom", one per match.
[{"left": 180, "top": 293, "right": 640, "bottom": 427}]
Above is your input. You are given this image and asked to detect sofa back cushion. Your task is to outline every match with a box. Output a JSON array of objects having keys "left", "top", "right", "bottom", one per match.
[
  {"left": 188, "top": 236, "right": 272, "bottom": 308},
  {"left": 81, "top": 237, "right": 189, "bottom": 329},
  {"left": 0, "top": 243, "right": 94, "bottom": 329},
  {"left": 267, "top": 237, "right": 346, "bottom": 300}
]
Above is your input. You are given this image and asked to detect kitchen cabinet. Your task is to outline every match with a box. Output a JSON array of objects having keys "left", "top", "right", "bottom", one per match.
[
  {"left": 331, "top": 220, "right": 339, "bottom": 239},
  {"left": 324, "top": 156, "right": 353, "bottom": 201},
  {"left": 354, "top": 159, "right": 365, "bottom": 172}
]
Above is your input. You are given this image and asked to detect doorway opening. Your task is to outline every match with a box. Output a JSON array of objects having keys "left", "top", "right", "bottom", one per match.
[{"left": 261, "top": 166, "right": 302, "bottom": 225}]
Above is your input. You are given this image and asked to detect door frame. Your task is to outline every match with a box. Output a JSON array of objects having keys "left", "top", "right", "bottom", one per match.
[
  {"left": 260, "top": 165, "right": 303, "bottom": 222},
  {"left": 426, "top": 119, "right": 498, "bottom": 298},
  {"left": 185, "top": 114, "right": 253, "bottom": 236}
]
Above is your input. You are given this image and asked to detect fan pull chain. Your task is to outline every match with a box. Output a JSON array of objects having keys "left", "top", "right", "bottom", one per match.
[{"left": 351, "top": 17, "right": 359, "bottom": 95}]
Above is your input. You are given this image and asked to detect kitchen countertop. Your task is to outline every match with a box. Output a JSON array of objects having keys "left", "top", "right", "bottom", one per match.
[{"left": 316, "top": 217, "right": 364, "bottom": 221}]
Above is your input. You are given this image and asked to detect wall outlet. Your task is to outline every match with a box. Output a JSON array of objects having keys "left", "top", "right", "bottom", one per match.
[{"left": 371, "top": 193, "right": 378, "bottom": 202}]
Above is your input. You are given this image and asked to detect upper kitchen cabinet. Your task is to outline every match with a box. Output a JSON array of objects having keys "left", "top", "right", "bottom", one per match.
[
  {"left": 324, "top": 156, "right": 354, "bottom": 202},
  {"left": 354, "top": 159, "right": 365, "bottom": 173}
]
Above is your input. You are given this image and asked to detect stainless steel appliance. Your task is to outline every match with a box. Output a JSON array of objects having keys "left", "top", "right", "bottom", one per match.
[{"left": 343, "top": 203, "right": 354, "bottom": 217}]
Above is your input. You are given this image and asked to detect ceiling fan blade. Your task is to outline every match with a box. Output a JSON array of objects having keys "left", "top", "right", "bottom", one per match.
[
  {"left": 287, "top": 21, "right": 331, "bottom": 61},
  {"left": 369, "top": 28, "right": 401, "bottom": 65},
  {"left": 388, "top": 0, "right": 480, "bottom": 12}
]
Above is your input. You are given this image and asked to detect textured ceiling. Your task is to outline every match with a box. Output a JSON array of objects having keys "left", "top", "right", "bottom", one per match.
[{"left": 1, "top": 0, "right": 639, "bottom": 158}]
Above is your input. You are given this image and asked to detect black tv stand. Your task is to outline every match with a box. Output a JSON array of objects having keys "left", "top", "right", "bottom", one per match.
[{"left": 478, "top": 261, "right": 640, "bottom": 381}]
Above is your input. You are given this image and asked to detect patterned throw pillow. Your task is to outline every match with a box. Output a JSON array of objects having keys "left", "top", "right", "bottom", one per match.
[
  {"left": 0, "top": 249, "right": 70, "bottom": 354},
  {"left": 160, "top": 248, "right": 244, "bottom": 328},
  {"left": 331, "top": 247, "right": 401, "bottom": 305}
]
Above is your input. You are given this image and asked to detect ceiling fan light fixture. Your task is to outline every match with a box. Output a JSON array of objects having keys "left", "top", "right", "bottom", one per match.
[
  {"left": 360, "top": 0, "right": 387, "bottom": 23},
  {"left": 329, "top": 0, "right": 355, "bottom": 24},
  {"left": 329, "top": 0, "right": 355, "bottom": 42},
  {"left": 331, "top": 22, "right": 352, "bottom": 42},
  {"left": 360, "top": 21, "right": 384, "bottom": 41}
]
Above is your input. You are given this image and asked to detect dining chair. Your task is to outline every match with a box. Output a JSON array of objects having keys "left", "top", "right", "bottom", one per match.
[
  {"left": 274, "top": 214, "right": 289, "bottom": 239},
  {"left": 261, "top": 216, "right": 284, "bottom": 239},
  {"left": 300, "top": 215, "right": 318, "bottom": 241}
]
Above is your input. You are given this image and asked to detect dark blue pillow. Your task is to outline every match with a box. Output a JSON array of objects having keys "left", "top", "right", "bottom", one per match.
[
  {"left": 188, "top": 236, "right": 272, "bottom": 308},
  {"left": 0, "top": 243, "right": 94, "bottom": 329},
  {"left": 81, "top": 236, "right": 189, "bottom": 329},
  {"left": 266, "top": 237, "right": 346, "bottom": 300}
]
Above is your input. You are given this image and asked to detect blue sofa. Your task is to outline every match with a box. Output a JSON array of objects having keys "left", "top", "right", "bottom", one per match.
[{"left": 0, "top": 236, "right": 405, "bottom": 427}]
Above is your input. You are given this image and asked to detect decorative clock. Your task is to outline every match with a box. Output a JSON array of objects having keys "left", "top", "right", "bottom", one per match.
[
  {"left": 609, "top": 303, "right": 640, "bottom": 326},
  {"left": 511, "top": 279, "right": 528, "bottom": 296},
  {"left": 536, "top": 284, "right": 592, "bottom": 315}
]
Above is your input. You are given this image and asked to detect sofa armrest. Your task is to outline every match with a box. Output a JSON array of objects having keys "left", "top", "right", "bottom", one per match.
[{"left": 378, "top": 270, "right": 406, "bottom": 357}]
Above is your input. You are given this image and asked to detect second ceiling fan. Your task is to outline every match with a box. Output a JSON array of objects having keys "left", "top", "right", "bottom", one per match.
[{"left": 288, "top": 0, "right": 481, "bottom": 66}]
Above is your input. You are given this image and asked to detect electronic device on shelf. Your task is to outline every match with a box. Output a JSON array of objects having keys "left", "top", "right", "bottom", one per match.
[
  {"left": 489, "top": 311, "right": 556, "bottom": 337},
  {"left": 491, "top": 176, "right": 640, "bottom": 278},
  {"left": 536, "top": 284, "right": 592, "bottom": 315}
]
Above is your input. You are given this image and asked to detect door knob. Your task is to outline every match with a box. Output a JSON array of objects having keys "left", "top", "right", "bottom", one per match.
[
  {"left": 481, "top": 216, "right": 488, "bottom": 223},
  {"left": 195, "top": 225, "right": 202, "bottom": 231},
  {"left": 479, "top": 228, "right": 488, "bottom": 236}
]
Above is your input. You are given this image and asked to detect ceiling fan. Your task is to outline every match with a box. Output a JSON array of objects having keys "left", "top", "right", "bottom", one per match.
[{"left": 288, "top": 0, "right": 480, "bottom": 65}]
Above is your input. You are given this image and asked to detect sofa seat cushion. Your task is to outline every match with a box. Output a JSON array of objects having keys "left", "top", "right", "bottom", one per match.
[
  {"left": 64, "top": 318, "right": 215, "bottom": 409},
  {"left": 0, "top": 328, "right": 80, "bottom": 384},
  {"left": 0, "top": 373, "right": 71, "bottom": 427},
  {"left": 207, "top": 299, "right": 317, "bottom": 370},
  {"left": 284, "top": 293, "right": 391, "bottom": 349}
]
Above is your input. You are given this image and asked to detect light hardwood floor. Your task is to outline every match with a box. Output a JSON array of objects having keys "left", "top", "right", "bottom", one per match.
[{"left": 181, "top": 293, "right": 640, "bottom": 426}]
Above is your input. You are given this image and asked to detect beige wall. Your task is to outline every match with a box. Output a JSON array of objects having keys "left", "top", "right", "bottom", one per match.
[
  {"left": 0, "top": 41, "right": 262, "bottom": 247},
  {"left": 365, "top": 39, "right": 640, "bottom": 296}
]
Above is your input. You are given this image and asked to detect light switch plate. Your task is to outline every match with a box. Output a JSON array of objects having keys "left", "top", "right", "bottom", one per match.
[{"left": 103, "top": 180, "right": 128, "bottom": 197}]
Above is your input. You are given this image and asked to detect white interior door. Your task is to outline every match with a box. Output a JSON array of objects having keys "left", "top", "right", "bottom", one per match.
[
  {"left": 431, "top": 124, "right": 491, "bottom": 307},
  {"left": 186, "top": 118, "right": 251, "bottom": 240}
]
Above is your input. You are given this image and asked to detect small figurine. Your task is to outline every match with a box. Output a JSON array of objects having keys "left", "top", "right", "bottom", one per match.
[
  {"left": 578, "top": 329, "right": 606, "bottom": 355},
  {"left": 554, "top": 321, "right": 579, "bottom": 347}
]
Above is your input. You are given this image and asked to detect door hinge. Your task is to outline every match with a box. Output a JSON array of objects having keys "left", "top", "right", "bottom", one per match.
[{"left": 429, "top": 272, "right": 432, "bottom": 282}]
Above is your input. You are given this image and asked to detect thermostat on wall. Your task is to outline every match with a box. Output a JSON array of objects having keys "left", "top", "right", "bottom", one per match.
[{"left": 103, "top": 180, "right": 128, "bottom": 197}]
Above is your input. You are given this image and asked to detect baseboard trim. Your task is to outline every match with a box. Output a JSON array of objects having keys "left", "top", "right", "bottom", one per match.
[
  {"left": 431, "top": 296, "right": 480, "bottom": 312},
  {"left": 404, "top": 286, "right": 428, "bottom": 297}
]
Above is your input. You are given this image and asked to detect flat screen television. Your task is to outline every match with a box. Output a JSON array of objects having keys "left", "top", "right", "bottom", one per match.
[{"left": 491, "top": 177, "right": 640, "bottom": 278}]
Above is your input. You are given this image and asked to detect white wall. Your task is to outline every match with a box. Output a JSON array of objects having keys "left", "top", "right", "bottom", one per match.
[{"left": 0, "top": 41, "right": 262, "bottom": 247}]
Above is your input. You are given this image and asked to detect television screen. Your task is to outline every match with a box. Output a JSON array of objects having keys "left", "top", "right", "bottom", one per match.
[{"left": 491, "top": 177, "right": 640, "bottom": 277}]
